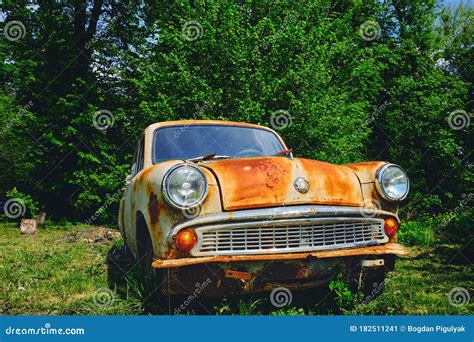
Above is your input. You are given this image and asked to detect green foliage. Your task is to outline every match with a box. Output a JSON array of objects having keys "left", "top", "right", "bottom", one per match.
[
  {"left": 329, "top": 277, "right": 361, "bottom": 311},
  {"left": 398, "top": 207, "right": 474, "bottom": 246},
  {"left": 0, "top": 0, "right": 472, "bottom": 222},
  {"left": 398, "top": 219, "right": 437, "bottom": 246},
  {"left": 271, "top": 307, "right": 306, "bottom": 316},
  {"left": 6, "top": 187, "right": 39, "bottom": 218}
]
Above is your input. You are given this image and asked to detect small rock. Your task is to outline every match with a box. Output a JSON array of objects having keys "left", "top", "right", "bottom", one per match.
[
  {"left": 106, "top": 230, "right": 120, "bottom": 240},
  {"left": 20, "top": 219, "right": 37, "bottom": 235},
  {"left": 36, "top": 212, "right": 47, "bottom": 227}
]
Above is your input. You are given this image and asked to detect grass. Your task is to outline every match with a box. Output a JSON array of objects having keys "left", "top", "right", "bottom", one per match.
[{"left": 0, "top": 219, "right": 472, "bottom": 316}]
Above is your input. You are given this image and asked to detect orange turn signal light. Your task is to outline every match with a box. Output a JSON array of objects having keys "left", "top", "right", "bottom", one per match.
[
  {"left": 175, "top": 229, "right": 197, "bottom": 252},
  {"left": 384, "top": 217, "right": 399, "bottom": 237}
]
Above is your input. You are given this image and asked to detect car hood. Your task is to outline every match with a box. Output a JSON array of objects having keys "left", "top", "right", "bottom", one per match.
[{"left": 201, "top": 156, "right": 364, "bottom": 211}]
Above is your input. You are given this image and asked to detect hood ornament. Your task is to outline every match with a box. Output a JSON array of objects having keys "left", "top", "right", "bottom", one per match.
[{"left": 294, "top": 177, "right": 309, "bottom": 193}]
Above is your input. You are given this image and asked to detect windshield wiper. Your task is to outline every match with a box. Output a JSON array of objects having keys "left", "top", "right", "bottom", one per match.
[
  {"left": 188, "top": 153, "right": 231, "bottom": 162},
  {"left": 274, "top": 149, "right": 293, "bottom": 158}
]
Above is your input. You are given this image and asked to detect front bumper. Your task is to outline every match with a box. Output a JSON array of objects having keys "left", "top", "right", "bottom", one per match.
[
  {"left": 152, "top": 243, "right": 409, "bottom": 268},
  {"left": 159, "top": 245, "right": 409, "bottom": 296}
]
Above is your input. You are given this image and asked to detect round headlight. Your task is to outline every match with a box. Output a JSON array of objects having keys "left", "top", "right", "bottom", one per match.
[
  {"left": 162, "top": 164, "right": 208, "bottom": 209},
  {"left": 376, "top": 164, "right": 409, "bottom": 201}
]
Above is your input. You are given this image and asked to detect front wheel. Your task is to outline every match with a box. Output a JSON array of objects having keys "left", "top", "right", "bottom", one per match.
[{"left": 136, "top": 215, "right": 166, "bottom": 312}]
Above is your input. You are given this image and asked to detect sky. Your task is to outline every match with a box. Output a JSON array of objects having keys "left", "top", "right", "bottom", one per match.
[{"left": 441, "top": 0, "right": 474, "bottom": 8}]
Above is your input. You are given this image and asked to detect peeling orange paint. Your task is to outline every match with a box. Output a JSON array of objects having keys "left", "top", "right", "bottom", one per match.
[
  {"left": 152, "top": 243, "right": 410, "bottom": 269},
  {"left": 148, "top": 192, "right": 159, "bottom": 227}
]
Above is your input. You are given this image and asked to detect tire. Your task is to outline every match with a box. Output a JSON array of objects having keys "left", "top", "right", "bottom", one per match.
[
  {"left": 362, "top": 270, "right": 387, "bottom": 299},
  {"left": 358, "top": 256, "right": 395, "bottom": 300},
  {"left": 136, "top": 215, "right": 162, "bottom": 297}
]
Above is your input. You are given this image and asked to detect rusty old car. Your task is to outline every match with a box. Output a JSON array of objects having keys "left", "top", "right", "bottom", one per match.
[{"left": 119, "top": 120, "right": 409, "bottom": 298}]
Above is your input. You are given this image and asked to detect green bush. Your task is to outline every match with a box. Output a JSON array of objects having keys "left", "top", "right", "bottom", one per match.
[
  {"left": 4, "top": 187, "right": 39, "bottom": 219},
  {"left": 398, "top": 207, "right": 474, "bottom": 246}
]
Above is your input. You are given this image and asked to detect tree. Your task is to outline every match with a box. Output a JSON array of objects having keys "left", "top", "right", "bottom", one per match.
[{"left": 0, "top": 0, "right": 472, "bottom": 222}]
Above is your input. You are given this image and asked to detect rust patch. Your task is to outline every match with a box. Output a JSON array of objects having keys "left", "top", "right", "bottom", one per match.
[
  {"left": 146, "top": 183, "right": 153, "bottom": 197},
  {"left": 163, "top": 247, "right": 188, "bottom": 259},
  {"left": 148, "top": 192, "right": 159, "bottom": 226},
  {"left": 224, "top": 269, "right": 252, "bottom": 281},
  {"left": 204, "top": 157, "right": 365, "bottom": 210},
  {"left": 256, "top": 159, "right": 285, "bottom": 188},
  {"left": 297, "top": 158, "right": 363, "bottom": 206},
  {"left": 203, "top": 157, "right": 293, "bottom": 210},
  {"left": 296, "top": 265, "right": 309, "bottom": 279},
  {"left": 152, "top": 243, "right": 410, "bottom": 268},
  {"left": 139, "top": 165, "right": 156, "bottom": 183},
  {"left": 344, "top": 161, "right": 386, "bottom": 183}
]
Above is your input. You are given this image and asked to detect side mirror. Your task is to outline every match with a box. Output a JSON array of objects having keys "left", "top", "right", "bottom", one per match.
[{"left": 125, "top": 174, "right": 133, "bottom": 185}]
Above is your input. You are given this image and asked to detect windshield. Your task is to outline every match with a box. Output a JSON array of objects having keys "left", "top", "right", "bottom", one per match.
[{"left": 153, "top": 124, "right": 285, "bottom": 163}]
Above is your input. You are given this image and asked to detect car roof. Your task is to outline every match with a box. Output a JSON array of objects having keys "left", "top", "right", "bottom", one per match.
[{"left": 145, "top": 120, "right": 278, "bottom": 134}]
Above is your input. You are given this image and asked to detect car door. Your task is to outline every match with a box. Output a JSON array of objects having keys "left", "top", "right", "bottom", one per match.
[{"left": 121, "top": 135, "right": 145, "bottom": 257}]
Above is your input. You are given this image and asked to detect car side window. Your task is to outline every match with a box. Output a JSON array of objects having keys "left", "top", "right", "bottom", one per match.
[
  {"left": 136, "top": 136, "right": 144, "bottom": 172},
  {"left": 130, "top": 136, "right": 144, "bottom": 177}
]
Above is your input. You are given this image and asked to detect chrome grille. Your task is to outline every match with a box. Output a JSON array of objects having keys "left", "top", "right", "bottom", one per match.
[{"left": 191, "top": 218, "right": 387, "bottom": 256}]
